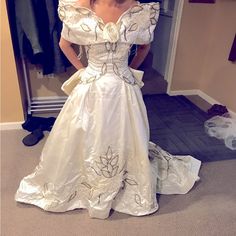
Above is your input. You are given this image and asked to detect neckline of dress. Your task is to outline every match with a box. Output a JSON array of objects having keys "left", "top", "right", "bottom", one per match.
[{"left": 74, "top": 1, "right": 142, "bottom": 25}]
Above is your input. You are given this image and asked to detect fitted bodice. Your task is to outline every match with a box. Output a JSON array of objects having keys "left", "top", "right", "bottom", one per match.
[
  {"left": 58, "top": 1, "right": 160, "bottom": 86},
  {"left": 80, "top": 43, "right": 138, "bottom": 86},
  {"left": 85, "top": 42, "right": 131, "bottom": 65}
]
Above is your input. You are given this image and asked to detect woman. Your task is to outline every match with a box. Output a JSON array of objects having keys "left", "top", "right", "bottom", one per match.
[{"left": 15, "top": 0, "right": 201, "bottom": 219}]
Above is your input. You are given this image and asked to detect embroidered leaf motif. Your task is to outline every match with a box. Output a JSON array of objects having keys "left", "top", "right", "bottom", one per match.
[
  {"left": 105, "top": 42, "right": 111, "bottom": 51},
  {"left": 96, "top": 160, "right": 106, "bottom": 170},
  {"left": 123, "top": 76, "right": 132, "bottom": 84},
  {"left": 107, "top": 163, "right": 113, "bottom": 173},
  {"left": 135, "top": 194, "right": 143, "bottom": 206},
  {"left": 68, "top": 191, "right": 77, "bottom": 202},
  {"left": 101, "top": 63, "right": 107, "bottom": 75},
  {"left": 130, "top": 5, "right": 143, "bottom": 14},
  {"left": 119, "top": 165, "right": 126, "bottom": 174},
  {"left": 58, "top": 8, "right": 66, "bottom": 21},
  {"left": 110, "top": 155, "right": 119, "bottom": 166},
  {"left": 95, "top": 24, "right": 98, "bottom": 41},
  {"left": 106, "top": 146, "right": 113, "bottom": 159},
  {"left": 125, "top": 178, "right": 138, "bottom": 186},
  {"left": 76, "top": 8, "right": 91, "bottom": 15},
  {"left": 111, "top": 43, "right": 117, "bottom": 52},
  {"left": 92, "top": 146, "right": 120, "bottom": 178},
  {"left": 101, "top": 169, "right": 111, "bottom": 178},
  {"left": 91, "top": 166, "right": 101, "bottom": 176},
  {"left": 150, "top": 18, "right": 157, "bottom": 25},
  {"left": 150, "top": 11, "right": 156, "bottom": 18},
  {"left": 151, "top": 3, "right": 160, "bottom": 11},
  {"left": 81, "top": 23, "right": 91, "bottom": 32},
  {"left": 128, "top": 23, "right": 138, "bottom": 32},
  {"left": 100, "top": 156, "right": 108, "bottom": 166},
  {"left": 89, "top": 189, "right": 94, "bottom": 200},
  {"left": 111, "top": 166, "right": 118, "bottom": 177},
  {"left": 98, "top": 22, "right": 104, "bottom": 31},
  {"left": 113, "top": 63, "right": 120, "bottom": 75},
  {"left": 81, "top": 182, "right": 92, "bottom": 189},
  {"left": 124, "top": 26, "right": 127, "bottom": 41}
]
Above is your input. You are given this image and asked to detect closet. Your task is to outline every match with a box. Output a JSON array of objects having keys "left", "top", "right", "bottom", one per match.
[{"left": 6, "top": 0, "right": 79, "bottom": 115}]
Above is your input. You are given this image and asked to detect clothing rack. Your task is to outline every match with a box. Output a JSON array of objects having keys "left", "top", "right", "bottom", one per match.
[
  {"left": 6, "top": 0, "right": 69, "bottom": 115},
  {"left": 21, "top": 58, "right": 66, "bottom": 114}
]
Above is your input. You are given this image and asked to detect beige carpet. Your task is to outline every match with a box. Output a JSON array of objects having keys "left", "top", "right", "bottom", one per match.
[{"left": 1, "top": 129, "right": 236, "bottom": 236}]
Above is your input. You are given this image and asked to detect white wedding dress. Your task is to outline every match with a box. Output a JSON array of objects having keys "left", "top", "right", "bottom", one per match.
[{"left": 15, "top": 1, "right": 201, "bottom": 219}]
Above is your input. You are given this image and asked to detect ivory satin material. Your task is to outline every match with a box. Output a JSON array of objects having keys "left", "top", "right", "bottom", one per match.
[
  {"left": 15, "top": 1, "right": 201, "bottom": 219},
  {"left": 61, "top": 67, "right": 144, "bottom": 96}
]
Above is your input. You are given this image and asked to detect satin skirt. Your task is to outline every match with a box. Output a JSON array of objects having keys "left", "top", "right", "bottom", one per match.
[{"left": 15, "top": 72, "right": 201, "bottom": 219}]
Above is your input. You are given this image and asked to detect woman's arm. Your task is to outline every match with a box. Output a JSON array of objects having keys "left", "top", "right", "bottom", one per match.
[
  {"left": 59, "top": 37, "right": 85, "bottom": 70},
  {"left": 129, "top": 44, "right": 151, "bottom": 70}
]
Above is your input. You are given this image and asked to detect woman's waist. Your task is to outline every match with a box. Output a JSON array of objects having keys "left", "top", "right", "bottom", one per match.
[
  {"left": 77, "top": 60, "right": 144, "bottom": 87},
  {"left": 86, "top": 60, "right": 129, "bottom": 75}
]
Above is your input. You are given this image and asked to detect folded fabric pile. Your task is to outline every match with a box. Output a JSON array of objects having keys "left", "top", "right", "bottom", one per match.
[{"left": 204, "top": 113, "right": 236, "bottom": 150}]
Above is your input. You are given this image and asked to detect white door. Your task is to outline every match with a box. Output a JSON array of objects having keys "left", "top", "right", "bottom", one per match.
[{"left": 151, "top": 0, "right": 184, "bottom": 85}]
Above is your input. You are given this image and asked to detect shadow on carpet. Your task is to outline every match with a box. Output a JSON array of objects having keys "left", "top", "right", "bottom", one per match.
[{"left": 144, "top": 94, "right": 236, "bottom": 162}]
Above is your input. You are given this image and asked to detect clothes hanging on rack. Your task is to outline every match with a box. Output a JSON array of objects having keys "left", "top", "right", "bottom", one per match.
[
  {"left": 14, "top": 0, "right": 43, "bottom": 59},
  {"left": 45, "top": 0, "right": 71, "bottom": 73},
  {"left": 14, "top": 0, "right": 70, "bottom": 75}
]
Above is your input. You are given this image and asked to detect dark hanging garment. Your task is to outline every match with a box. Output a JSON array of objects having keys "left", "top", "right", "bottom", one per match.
[
  {"left": 14, "top": 0, "right": 43, "bottom": 59},
  {"left": 14, "top": 0, "right": 70, "bottom": 75},
  {"left": 32, "top": 0, "right": 70, "bottom": 74},
  {"left": 228, "top": 34, "right": 236, "bottom": 62},
  {"left": 45, "top": 0, "right": 71, "bottom": 74},
  {"left": 31, "top": 0, "right": 54, "bottom": 75}
]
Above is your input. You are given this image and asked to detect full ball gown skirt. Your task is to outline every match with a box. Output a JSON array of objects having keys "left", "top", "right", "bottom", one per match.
[{"left": 15, "top": 1, "right": 201, "bottom": 219}]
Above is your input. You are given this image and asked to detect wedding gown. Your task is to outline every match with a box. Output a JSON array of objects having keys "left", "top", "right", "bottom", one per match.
[{"left": 15, "top": 1, "right": 201, "bottom": 219}]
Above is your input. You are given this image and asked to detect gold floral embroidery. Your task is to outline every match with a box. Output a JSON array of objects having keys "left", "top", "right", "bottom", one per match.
[
  {"left": 81, "top": 23, "right": 92, "bottom": 32},
  {"left": 101, "top": 63, "right": 108, "bottom": 75},
  {"left": 130, "top": 5, "right": 143, "bottom": 14},
  {"left": 135, "top": 194, "right": 143, "bottom": 207},
  {"left": 94, "top": 146, "right": 119, "bottom": 178},
  {"left": 128, "top": 23, "right": 138, "bottom": 32},
  {"left": 68, "top": 191, "right": 77, "bottom": 202},
  {"left": 75, "top": 7, "right": 91, "bottom": 16}
]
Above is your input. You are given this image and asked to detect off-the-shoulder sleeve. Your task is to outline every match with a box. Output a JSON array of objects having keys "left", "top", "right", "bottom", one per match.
[
  {"left": 134, "top": 2, "right": 160, "bottom": 45},
  {"left": 58, "top": 0, "right": 91, "bottom": 45}
]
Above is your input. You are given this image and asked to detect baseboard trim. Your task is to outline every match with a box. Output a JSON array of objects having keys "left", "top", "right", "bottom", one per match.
[
  {"left": 168, "top": 89, "right": 200, "bottom": 96},
  {"left": 0, "top": 121, "right": 24, "bottom": 130},
  {"left": 168, "top": 89, "right": 236, "bottom": 118}
]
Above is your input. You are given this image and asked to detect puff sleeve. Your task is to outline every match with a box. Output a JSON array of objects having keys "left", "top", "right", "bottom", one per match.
[
  {"left": 58, "top": 0, "right": 89, "bottom": 45},
  {"left": 134, "top": 2, "right": 160, "bottom": 45}
]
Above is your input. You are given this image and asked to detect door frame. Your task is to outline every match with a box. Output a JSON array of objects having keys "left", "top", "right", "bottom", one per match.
[{"left": 165, "top": 0, "right": 184, "bottom": 94}]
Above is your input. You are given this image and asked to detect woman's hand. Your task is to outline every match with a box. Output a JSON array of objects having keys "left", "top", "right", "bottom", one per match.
[
  {"left": 59, "top": 37, "right": 85, "bottom": 70},
  {"left": 129, "top": 44, "right": 151, "bottom": 70}
]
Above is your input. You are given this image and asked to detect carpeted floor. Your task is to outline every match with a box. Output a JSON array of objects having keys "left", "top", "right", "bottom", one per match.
[
  {"left": 1, "top": 94, "right": 236, "bottom": 235},
  {"left": 145, "top": 94, "right": 236, "bottom": 162}
]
